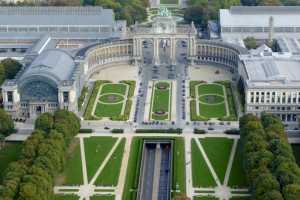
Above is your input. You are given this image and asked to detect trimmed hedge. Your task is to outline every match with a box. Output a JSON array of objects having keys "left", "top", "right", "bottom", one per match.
[{"left": 135, "top": 128, "right": 182, "bottom": 133}]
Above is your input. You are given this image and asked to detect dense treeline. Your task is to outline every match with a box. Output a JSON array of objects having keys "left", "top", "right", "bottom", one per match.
[
  {"left": 93, "top": 0, "right": 148, "bottom": 25},
  {"left": 240, "top": 113, "right": 300, "bottom": 200},
  {"left": 184, "top": 0, "right": 239, "bottom": 27},
  {"left": 241, "top": 0, "right": 300, "bottom": 6},
  {"left": 0, "top": 110, "right": 80, "bottom": 200}
]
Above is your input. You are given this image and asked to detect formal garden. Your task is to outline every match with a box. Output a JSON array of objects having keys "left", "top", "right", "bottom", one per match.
[
  {"left": 149, "top": 81, "right": 173, "bottom": 120},
  {"left": 84, "top": 80, "right": 135, "bottom": 121},
  {"left": 191, "top": 137, "right": 249, "bottom": 199},
  {"left": 190, "top": 81, "right": 237, "bottom": 121}
]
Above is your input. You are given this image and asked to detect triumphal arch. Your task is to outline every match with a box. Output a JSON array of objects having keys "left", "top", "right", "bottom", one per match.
[{"left": 132, "top": 7, "right": 197, "bottom": 65}]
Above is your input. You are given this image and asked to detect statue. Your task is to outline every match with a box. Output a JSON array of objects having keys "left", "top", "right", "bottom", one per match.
[{"left": 158, "top": 7, "right": 171, "bottom": 17}]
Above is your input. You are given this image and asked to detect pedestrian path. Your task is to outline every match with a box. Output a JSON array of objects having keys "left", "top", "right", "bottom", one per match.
[{"left": 54, "top": 136, "right": 126, "bottom": 200}]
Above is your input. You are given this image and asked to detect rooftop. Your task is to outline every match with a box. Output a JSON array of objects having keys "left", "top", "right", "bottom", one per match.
[
  {"left": 220, "top": 6, "right": 300, "bottom": 27},
  {"left": 241, "top": 53, "right": 300, "bottom": 88},
  {"left": 0, "top": 6, "right": 115, "bottom": 26}
]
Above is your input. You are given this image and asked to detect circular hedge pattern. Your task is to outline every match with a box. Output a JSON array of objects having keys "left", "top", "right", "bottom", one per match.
[
  {"left": 199, "top": 95, "right": 224, "bottom": 104},
  {"left": 156, "top": 82, "right": 170, "bottom": 90},
  {"left": 99, "top": 94, "right": 124, "bottom": 103},
  {"left": 154, "top": 110, "right": 167, "bottom": 115}
]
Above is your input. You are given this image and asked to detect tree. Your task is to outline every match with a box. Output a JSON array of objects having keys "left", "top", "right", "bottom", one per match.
[
  {"left": 35, "top": 113, "right": 54, "bottom": 133},
  {"left": 262, "top": 190, "right": 284, "bottom": 200},
  {"left": 258, "top": 0, "right": 282, "bottom": 5},
  {"left": 0, "top": 63, "right": 4, "bottom": 85},
  {"left": 1, "top": 59, "right": 22, "bottom": 80},
  {"left": 254, "top": 172, "right": 280, "bottom": 199},
  {"left": 184, "top": 4, "right": 212, "bottom": 27},
  {"left": 0, "top": 133, "right": 5, "bottom": 149},
  {"left": 244, "top": 37, "right": 257, "bottom": 49},
  {"left": 0, "top": 108, "right": 14, "bottom": 136},
  {"left": 283, "top": 184, "right": 300, "bottom": 200}
]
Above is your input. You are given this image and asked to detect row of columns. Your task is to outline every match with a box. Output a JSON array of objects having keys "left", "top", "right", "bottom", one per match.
[{"left": 134, "top": 36, "right": 196, "bottom": 65}]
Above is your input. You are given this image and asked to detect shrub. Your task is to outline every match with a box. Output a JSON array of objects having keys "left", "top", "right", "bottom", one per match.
[{"left": 0, "top": 108, "right": 14, "bottom": 136}]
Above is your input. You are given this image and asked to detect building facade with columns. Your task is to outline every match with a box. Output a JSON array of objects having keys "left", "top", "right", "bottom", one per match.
[{"left": 239, "top": 46, "right": 300, "bottom": 123}]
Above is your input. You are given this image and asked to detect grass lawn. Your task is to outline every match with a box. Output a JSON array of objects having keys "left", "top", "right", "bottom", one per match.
[
  {"left": 190, "top": 82, "right": 230, "bottom": 120},
  {"left": 191, "top": 139, "right": 216, "bottom": 187},
  {"left": 160, "top": 0, "right": 178, "bottom": 4},
  {"left": 292, "top": 144, "right": 300, "bottom": 166},
  {"left": 122, "top": 138, "right": 143, "bottom": 200},
  {"left": 172, "top": 138, "right": 186, "bottom": 195},
  {"left": 200, "top": 138, "right": 233, "bottom": 183},
  {"left": 95, "top": 138, "right": 126, "bottom": 186},
  {"left": 58, "top": 139, "right": 83, "bottom": 185},
  {"left": 90, "top": 196, "right": 115, "bottom": 200},
  {"left": 228, "top": 140, "right": 248, "bottom": 187},
  {"left": 197, "top": 84, "right": 224, "bottom": 96},
  {"left": 84, "top": 137, "right": 117, "bottom": 181},
  {"left": 194, "top": 196, "right": 218, "bottom": 200},
  {"left": 101, "top": 83, "right": 127, "bottom": 95},
  {"left": 0, "top": 143, "right": 23, "bottom": 183},
  {"left": 199, "top": 102, "right": 226, "bottom": 119},
  {"left": 84, "top": 80, "right": 110, "bottom": 120},
  {"left": 230, "top": 197, "right": 250, "bottom": 200},
  {"left": 151, "top": 81, "right": 171, "bottom": 120},
  {"left": 54, "top": 195, "right": 78, "bottom": 200},
  {"left": 95, "top": 103, "right": 123, "bottom": 118}
]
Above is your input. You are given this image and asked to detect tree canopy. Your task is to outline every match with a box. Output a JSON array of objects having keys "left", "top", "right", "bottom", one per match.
[
  {"left": 0, "top": 108, "right": 14, "bottom": 137},
  {"left": 240, "top": 113, "right": 300, "bottom": 199}
]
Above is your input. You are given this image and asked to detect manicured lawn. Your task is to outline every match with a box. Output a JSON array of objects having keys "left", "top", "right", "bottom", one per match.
[
  {"left": 84, "top": 137, "right": 117, "bottom": 181},
  {"left": 59, "top": 139, "right": 83, "bottom": 185},
  {"left": 228, "top": 140, "right": 248, "bottom": 187},
  {"left": 151, "top": 81, "right": 171, "bottom": 120},
  {"left": 90, "top": 195, "right": 115, "bottom": 200},
  {"left": 197, "top": 84, "right": 224, "bottom": 96},
  {"left": 199, "top": 102, "right": 226, "bottom": 118},
  {"left": 160, "top": 0, "right": 178, "bottom": 4},
  {"left": 191, "top": 139, "right": 216, "bottom": 187},
  {"left": 292, "top": 144, "right": 300, "bottom": 166},
  {"left": 54, "top": 195, "right": 78, "bottom": 200},
  {"left": 230, "top": 197, "right": 250, "bottom": 200},
  {"left": 200, "top": 138, "right": 233, "bottom": 183},
  {"left": 122, "top": 138, "right": 143, "bottom": 200},
  {"left": 101, "top": 83, "right": 127, "bottom": 95},
  {"left": 193, "top": 196, "right": 218, "bottom": 200},
  {"left": 95, "top": 138, "right": 126, "bottom": 186},
  {"left": 172, "top": 138, "right": 186, "bottom": 195},
  {"left": 199, "top": 95, "right": 224, "bottom": 104},
  {"left": 191, "top": 82, "right": 230, "bottom": 120},
  {"left": 0, "top": 143, "right": 23, "bottom": 183},
  {"left": 84, "top": 80, "right": 110, "bottom": 120},
  {"left": 89, "top": 81, "right": 135, "bottom": 120},
  {"left": 95, "top": 103, "right": 123, "bottom": 117}
]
